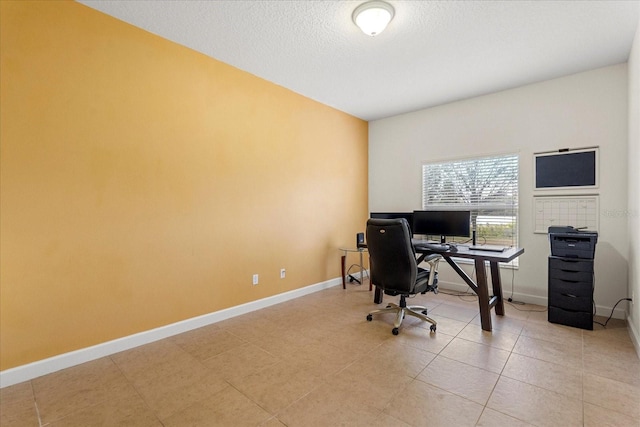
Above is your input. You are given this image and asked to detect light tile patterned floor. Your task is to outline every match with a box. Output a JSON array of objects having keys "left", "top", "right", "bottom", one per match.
[{"left": 2, "top": 283, "right": 639, "bottom": 426}]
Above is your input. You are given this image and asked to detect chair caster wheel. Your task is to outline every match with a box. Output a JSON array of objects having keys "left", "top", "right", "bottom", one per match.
[
  {"left": 366, "top": 314, "right": 373, "bottom": 321},
  {"left": 392, "top": 328, "right": 399, "bottom": 335},
  {"left": 430, "top": 324, "right": 437, "bottom": 332}
]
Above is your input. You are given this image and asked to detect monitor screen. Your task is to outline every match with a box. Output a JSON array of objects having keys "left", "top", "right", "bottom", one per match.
[
  {"left": 412, "top": 210, "right": 471, "bottom": 242},
  {"left": 370, "top": 212, "right": 414, "bottom": 233}
]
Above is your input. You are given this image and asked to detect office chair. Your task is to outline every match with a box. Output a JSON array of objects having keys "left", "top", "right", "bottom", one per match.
[{"left": 365, "top": 218, "right": 440, "bottom": 335}]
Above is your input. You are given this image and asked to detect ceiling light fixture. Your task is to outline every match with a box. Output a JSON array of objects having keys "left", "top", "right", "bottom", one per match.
[{"left": 352, "top": 1, "right": 395, "bottom": 37}]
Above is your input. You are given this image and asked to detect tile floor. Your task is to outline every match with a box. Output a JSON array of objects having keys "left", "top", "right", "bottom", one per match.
[{"left": 2, "top": 283, "right": 639, "bottom": 426}]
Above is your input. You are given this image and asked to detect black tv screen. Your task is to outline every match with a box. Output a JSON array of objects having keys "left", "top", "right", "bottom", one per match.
[
  {"left": 535, "top": 149, "right": 597, "bottom": 189},
  {"left": 370, "top": 212, "right": 414, "bottom": 233},
  {"left": 412, "top": 210, "right": 471, "bottom": 241}
]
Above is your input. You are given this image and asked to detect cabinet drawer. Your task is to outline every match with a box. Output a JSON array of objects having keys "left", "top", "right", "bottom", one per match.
[
  {"left": 549, "top": 290, "right": 592, "bottom": 312},
  {"left": 549, "top": 268, "right": 593, "bottom": 282},
  {"left": 548, "top": 306, "right": 593, "bottom": 330},
  {"left": 548, "top": 257, "right": 593, "bottom": 273},
  {"left": 548, "top": 278, "right": 593, "bottom": 297}
]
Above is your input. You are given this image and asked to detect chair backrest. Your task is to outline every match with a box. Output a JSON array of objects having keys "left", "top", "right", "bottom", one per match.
[{"left": 366, "top": 218, "right": 418, "bottom": 295}]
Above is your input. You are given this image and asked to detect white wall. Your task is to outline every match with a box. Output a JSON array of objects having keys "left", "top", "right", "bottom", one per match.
[
  {"left": 369, "top": 64, "right": 629, "bottom": 318},
  {"left": 628, "top": 18, "right": 640, "bottom": 351}
]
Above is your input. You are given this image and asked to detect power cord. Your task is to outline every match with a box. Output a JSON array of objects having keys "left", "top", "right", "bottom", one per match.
[
  {"left": 438, "top": 289, "right": 478, "bottom": 301},
  {"left": 506, "top": 301, "right": 547, "bottom": 312},
  {"left": 346, "top": 263, "right": 369, "bottom": 285},
  {"left": 507, "top": 264, "right": 525, "bottom": 305},
  {"left": 593, "top": 297, "right": 632, "bottom": 328},
  {"left": 438, "top": 264, "right": 478, "bottom": 302}
]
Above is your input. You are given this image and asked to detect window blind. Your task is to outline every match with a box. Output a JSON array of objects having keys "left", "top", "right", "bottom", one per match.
[{"left": 422, "top": 153, "right": 519, "bottom": 249}]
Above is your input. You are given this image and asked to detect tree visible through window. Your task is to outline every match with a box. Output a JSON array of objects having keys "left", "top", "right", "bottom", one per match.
[{"left": 422, "top": 153, "right": 519, "bottom": 249}]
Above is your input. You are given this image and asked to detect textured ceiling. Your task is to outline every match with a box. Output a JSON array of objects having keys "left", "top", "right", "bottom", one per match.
[{"left": 78, "top": 0, "right": 639, "bottom": 121}]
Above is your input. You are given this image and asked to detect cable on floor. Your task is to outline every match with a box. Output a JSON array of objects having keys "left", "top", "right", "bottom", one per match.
[
  {"left": 507, "top": 264, "right": 525, "bottom": 305},
  {"left": 593, "top": 297, "right": 632, "bottom": 328},
  {"left": 506, "top": 301, "right": 547, "bottom": 312},
  {"left": 346, "top": 263, "right": 369, "bottom": 284}
]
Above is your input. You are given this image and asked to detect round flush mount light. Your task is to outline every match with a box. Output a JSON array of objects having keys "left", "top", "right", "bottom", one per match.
[{"left": 352, "top": 1, "right": 395, "bottom": 36}]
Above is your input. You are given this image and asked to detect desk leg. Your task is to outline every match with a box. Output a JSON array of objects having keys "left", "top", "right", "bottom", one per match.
[
  {"left": 490, "top": 262, "right": 505, "bottom": 316},
  {"left": 357, "top": 251, "right": 372, "bottom": 291},
  {"left": 368, "top": 255, "right": 372, "bottom": 292},
  {"left": 359, "top": 251, "right": 364, "bottom": 286},
  {"left": 374, "top": 286, "right": 383, "bottom": 304},
  {"left": 475, "top": 259, "right": 493, "bottom": 332},
  {"left": 341, "top": 254, "right": 346, "bottom": 289}
]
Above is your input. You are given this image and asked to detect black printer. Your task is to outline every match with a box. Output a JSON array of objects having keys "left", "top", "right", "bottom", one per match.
[{"left": 548, "top": 226, "right": 598, "bottom": 259}]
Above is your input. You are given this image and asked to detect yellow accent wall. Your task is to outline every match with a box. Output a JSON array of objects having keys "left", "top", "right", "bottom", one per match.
[{"left": 0, "top": 1, "right": 368, "bottom": 370}]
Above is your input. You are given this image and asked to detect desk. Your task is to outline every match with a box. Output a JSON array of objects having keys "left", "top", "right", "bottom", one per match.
[
  {"left": 373, "top": 244, "right": 524, "bottom": 332},
  {"left": 338, "top": 247, "right": 371, "bottom": 291}
]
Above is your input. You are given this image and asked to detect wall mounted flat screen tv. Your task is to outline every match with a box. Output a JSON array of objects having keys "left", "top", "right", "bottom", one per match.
[{"left": 534, "top": 147, "right": 598, "bottom": 190}]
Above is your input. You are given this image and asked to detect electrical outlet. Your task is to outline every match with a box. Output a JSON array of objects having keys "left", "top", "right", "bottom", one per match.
[
  {"left": 280, "top": 268, "right": 286, "bottom": 279},
  {"left": 252, "top": 274, "right": 259, "bottom": 285}
]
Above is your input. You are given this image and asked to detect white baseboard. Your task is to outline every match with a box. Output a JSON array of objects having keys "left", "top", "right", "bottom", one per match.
[
  {"left": 437, "top": 281, "right": 549, "bottom": 306},
  {"left": 0, "top": 278, "right": 342, "bottom": 389},
  {"left": 627, "top": 315, "right": 640, "bottom": 360},
  {"left": 594, "top": 302, "right": 630, "bottom": 321}
]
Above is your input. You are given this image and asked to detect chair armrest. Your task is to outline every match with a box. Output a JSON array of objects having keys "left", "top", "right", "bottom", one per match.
[{"left": 423, "top": 254, "right": 442, "bottom": 288}]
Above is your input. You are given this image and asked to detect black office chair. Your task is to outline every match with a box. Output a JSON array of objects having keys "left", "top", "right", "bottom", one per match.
[{"left": 365, "top": 218, "right": 440, "bottom": 335}]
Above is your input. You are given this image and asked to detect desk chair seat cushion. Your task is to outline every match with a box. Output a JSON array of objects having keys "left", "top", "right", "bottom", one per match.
[{"left": 383, "top": 267, "right": 437, "bottom": 297}]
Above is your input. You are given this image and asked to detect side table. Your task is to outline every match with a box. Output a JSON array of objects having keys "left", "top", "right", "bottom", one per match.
[{"left": 338, "top": 247, "right": 370, "bottom": 291}]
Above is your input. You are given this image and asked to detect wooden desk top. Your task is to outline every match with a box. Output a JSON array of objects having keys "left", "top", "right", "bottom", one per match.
[
  {"left": 414, "top": 244, "right": 524, "bottom": 263},
  {"left": 360, "top": 240, "right": 524, "bottom": 263}
]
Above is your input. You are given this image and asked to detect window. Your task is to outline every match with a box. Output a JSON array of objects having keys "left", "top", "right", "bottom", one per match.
[{"left": 422, "top": 153, "right": 519, "bottom": 252}]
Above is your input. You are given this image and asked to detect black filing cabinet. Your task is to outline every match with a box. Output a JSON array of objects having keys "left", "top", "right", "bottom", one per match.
[
  {"left": 547, "top": 228, "right": 598, "bottom": 330},
  {"left": 548, "top": 256, "right": 594, "bottom": 330}
]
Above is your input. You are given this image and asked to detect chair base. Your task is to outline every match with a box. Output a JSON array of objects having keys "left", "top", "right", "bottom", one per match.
[{"left": 367, "top": 301, "right": 437, "bottom": 335}]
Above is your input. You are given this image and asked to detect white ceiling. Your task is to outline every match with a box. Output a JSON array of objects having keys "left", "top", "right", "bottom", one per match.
[{"left": 78, "top": 0, "right": 639, "bottom": 121}]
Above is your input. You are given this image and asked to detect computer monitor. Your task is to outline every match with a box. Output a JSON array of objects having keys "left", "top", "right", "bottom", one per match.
[
  {"left": 370, "top": 212, "right": 414, "bottom": 234},
  {"left": 412, "top": 210, "right": 471, "bottom": 243}
]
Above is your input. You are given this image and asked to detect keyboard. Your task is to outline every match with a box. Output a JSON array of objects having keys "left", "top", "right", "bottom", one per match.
[
  {"left": 469, "top": 245, "right": 507, "bottom": 252},
  {"left": 415, "top": 243, "right": 452, "bottom": 252}
]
